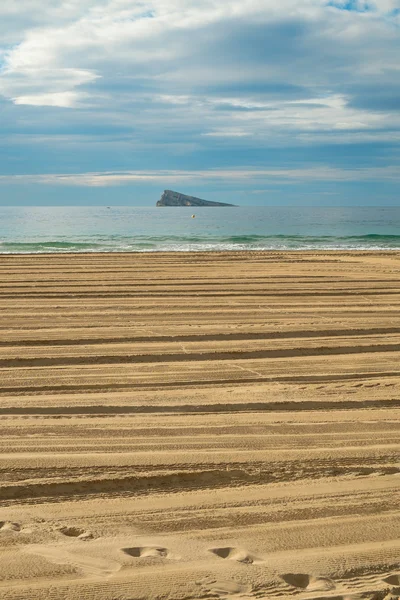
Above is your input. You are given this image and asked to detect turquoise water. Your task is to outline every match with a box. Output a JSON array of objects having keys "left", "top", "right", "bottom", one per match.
[{"left": 0, "top": 206, "right": 399, "bottom": 252}]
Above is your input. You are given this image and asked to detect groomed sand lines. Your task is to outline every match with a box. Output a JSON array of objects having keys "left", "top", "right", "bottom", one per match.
[{"left": 0, "top": 251, "right": 399, "bottom": 600}]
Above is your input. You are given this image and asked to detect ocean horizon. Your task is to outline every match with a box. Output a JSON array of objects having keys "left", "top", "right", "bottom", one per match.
[{"left": 1, "top": 205, "right": 400, "bottom": 253}]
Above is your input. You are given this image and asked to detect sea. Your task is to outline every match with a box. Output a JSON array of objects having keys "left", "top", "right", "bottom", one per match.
[{"left": 0, "top": 206, "right": 399, "bottom": 253}]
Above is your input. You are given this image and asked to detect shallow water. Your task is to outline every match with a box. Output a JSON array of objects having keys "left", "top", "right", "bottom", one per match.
[{"left": 1, "top": 206, "right": 399, "bottom": 252}]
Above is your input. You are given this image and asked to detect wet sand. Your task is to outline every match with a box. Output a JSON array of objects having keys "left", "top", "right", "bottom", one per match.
[{"left": 0, "top": 251, "right": 399, "bottom": 600}]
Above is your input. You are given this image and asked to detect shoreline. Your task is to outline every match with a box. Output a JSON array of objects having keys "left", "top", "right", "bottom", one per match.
[{"left": 1, "top": 248, "right": 400, "bottom": 255}]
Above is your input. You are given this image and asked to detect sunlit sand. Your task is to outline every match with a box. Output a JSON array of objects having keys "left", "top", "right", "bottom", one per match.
[{"left": 0, "top": 251, "right": 399, "bottom": 600}]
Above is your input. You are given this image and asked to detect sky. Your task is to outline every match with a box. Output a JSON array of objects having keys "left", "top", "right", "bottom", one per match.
[{"left": 0, "top": 0, "right": 399, "bottom": 206}]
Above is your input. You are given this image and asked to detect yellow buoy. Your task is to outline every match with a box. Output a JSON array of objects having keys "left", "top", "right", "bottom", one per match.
[{"left": 191, "top": 214, "right": 196, "bottom": 218}]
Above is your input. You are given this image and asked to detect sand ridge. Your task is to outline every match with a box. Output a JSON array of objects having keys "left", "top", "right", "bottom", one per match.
[{"left": 0, "top": 251, "right": 399, "bottom": 599}]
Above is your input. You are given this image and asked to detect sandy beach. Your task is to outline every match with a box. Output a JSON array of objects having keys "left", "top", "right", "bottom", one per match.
[{"left": 0, "top": 250, "right": 399, "bottom": 600}]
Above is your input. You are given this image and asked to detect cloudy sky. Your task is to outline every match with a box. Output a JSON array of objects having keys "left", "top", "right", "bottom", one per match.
[{"left": 0, "top": 0, "right": 399, "bottom": 205}]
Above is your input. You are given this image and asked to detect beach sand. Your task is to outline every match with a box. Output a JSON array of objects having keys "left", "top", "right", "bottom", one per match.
[{"left": 0, "top": 251, "right": 399, "bottom": 600}]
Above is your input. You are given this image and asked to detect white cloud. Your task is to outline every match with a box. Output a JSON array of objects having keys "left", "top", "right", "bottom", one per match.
[
  {"left": 0, "top": 0, "right": 399, "bottom": 174},
  {"left": 1, "top": 165, "right": 400, "bottom": 187},
  {"left": 12, "top": 91, "right": 90, "bottom": 108},
  {"left": 202, "top": 129, "right": 250, "bottom": 137},
  {"left": 196, "top": 93, "right": 398, "bottom": 138},
  {"left": 1, "top": 0, "right": 398, "bottom": 109},
  {"left": 0, "top": 65, "right": 99, "bottom": 108}
]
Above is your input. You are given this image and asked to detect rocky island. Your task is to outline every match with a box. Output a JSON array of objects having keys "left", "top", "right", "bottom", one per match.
[{"left": 156, "top": 190, "right": 235, "bottom": 207}]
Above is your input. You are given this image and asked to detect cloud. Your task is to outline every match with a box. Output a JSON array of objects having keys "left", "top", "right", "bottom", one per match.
[
  {"left": 12, "top": 91, "right": 91, "bottom": 108},
  {"left": 0, "top": 0, "right": 399, "bottom": 203},
  {"left": 1, "top": 1, "right": 399, "bottom": 113},
  {"left": 1, "top": 165, "right": 400, "bottom": 187}
]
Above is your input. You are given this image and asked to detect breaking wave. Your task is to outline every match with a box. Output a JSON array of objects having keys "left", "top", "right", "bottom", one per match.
[{"left": 1, "top": 234, "right": 400, "bottom": 253}]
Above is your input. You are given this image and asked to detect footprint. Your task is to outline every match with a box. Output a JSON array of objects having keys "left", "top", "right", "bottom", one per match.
[
  {"left": 0, "top": 521, "right": 21, "bottom": 532},
  {"left": 197, "top": 577, "right": 252, "bottom": 598},
  {"left": 122, "top": 546, "right": 173, "bottom": 559},
  {"left": 210, "top": 546, "right": 263, "bottom": 565},
  {"left": 383, "top": 576, "right": 400, "bottom": 587},
  {"left": 281, "top": 573, "right": 336, "bottom": 591},
  {"left": 59, "top": 526, "right": 93, "bottom": 540}
]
